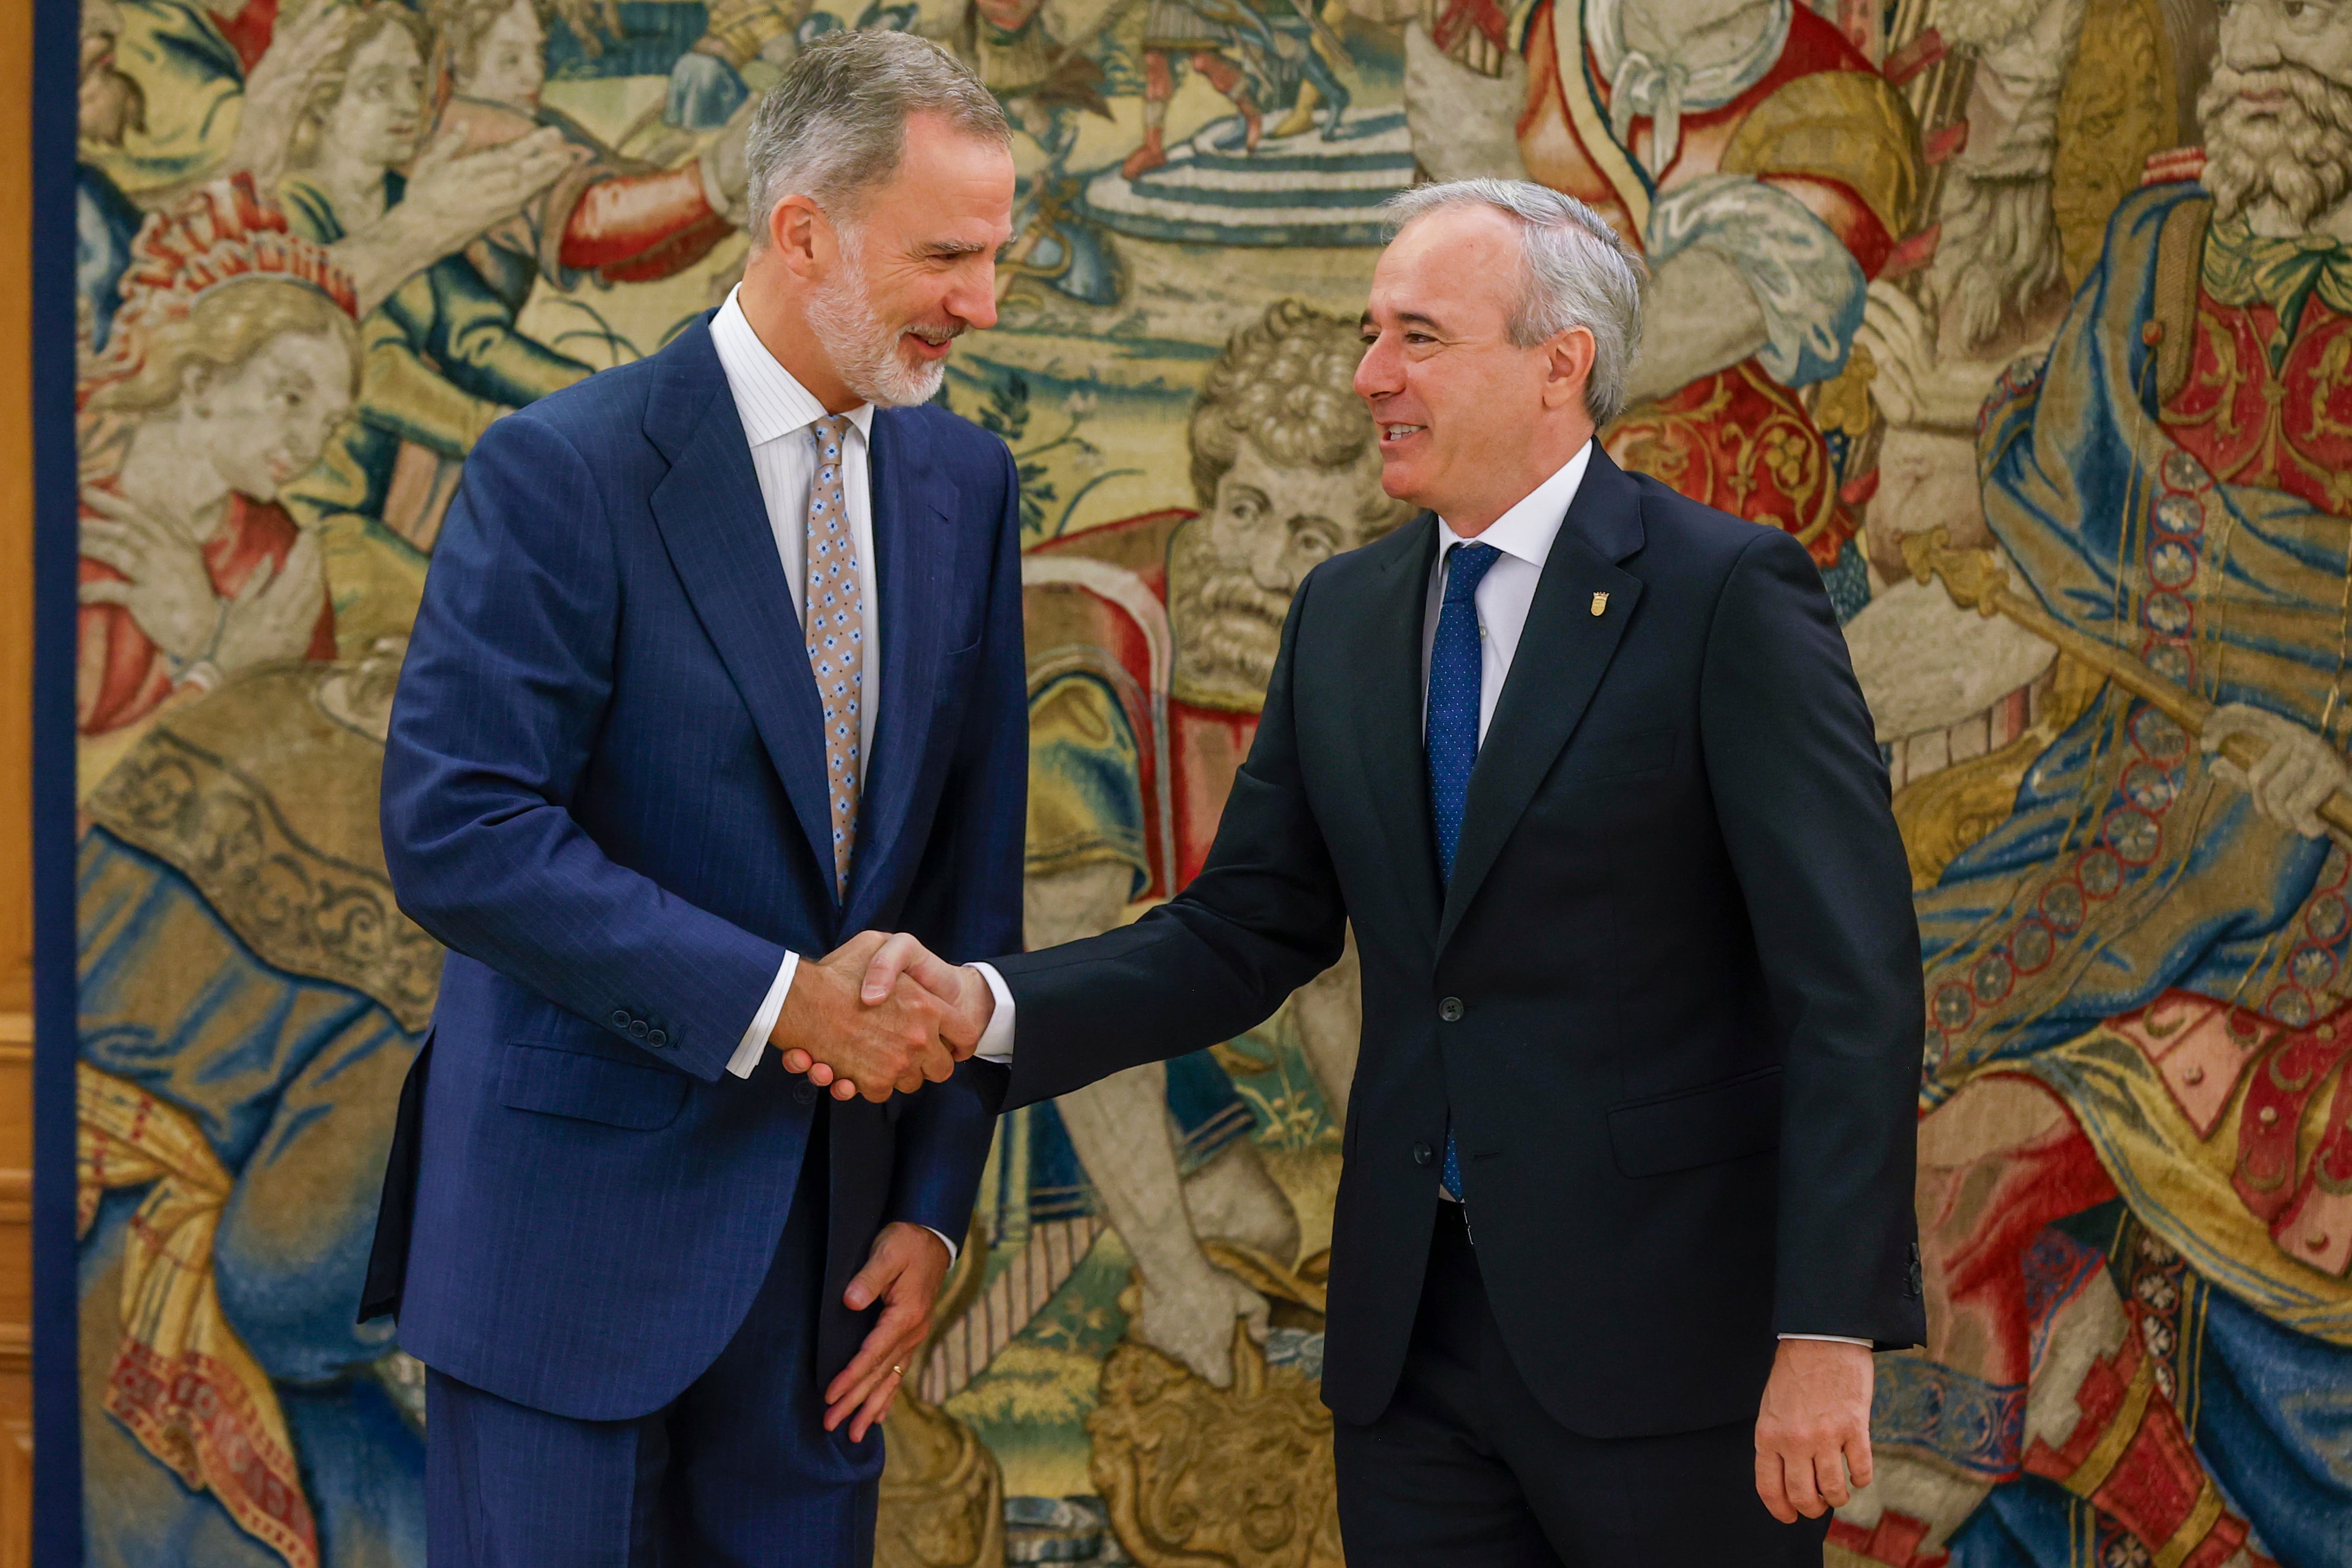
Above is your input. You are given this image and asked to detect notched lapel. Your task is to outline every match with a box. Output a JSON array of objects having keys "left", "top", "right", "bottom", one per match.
[
  {"left": 1437, "top": 457, "right": 1646, "bottom": 953},
  {"left": 843, "top": 412, "right": 958, "bottom": 929},
  {"left": 645, "top": 363, "right": 841, "bottom": 903},
  {"left": 1352, "top": 517, "right": 1444, "bottom": 945}
]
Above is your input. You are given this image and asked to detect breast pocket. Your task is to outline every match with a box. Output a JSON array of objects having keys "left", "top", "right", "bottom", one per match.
[
  {"left": 498, "top": 1041, "right": 690, "bottom": 1131},
  {"left": 1561, "top": 727, "right": 1676, "bottom": 783},
  {"left": 1607, "top": 1063, "right": 1780, "bottom": 1178}
]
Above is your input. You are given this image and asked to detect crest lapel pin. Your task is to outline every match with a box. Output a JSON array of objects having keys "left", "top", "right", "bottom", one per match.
[{"left": 1590, "top": 591, "right": 1609, "bottom": 617}]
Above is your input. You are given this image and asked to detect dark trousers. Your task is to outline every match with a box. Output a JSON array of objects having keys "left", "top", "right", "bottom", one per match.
[
  {"left": 423, "top": 1114, "right": 880, "bottom": 1566},
  {"left": 1334, "top": 1204, "right": 1829, "bottom": 1568}
]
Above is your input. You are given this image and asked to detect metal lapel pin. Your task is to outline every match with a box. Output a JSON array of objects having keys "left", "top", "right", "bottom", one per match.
[{"left": 1590, "top": 591, "right": 1609, "bottom": 617}]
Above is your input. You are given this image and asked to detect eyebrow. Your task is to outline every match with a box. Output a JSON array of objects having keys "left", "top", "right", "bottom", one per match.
[
  {"left": 1361, "top": 310, "right": 1448, "bottom": 333},
  {"left": 923, "top": 240, "right": 992, "bottom": 258}
]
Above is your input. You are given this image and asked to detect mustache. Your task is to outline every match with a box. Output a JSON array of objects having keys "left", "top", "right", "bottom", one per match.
[
  {"left": 906, "top": 321, "right": 966, "bottom": 346},
  {"left": 1174, "top": 564, "right": 1292, "bottom": 630},
  {"left": 2202, "top": 63, "right": 2352, "bottom": 116}
]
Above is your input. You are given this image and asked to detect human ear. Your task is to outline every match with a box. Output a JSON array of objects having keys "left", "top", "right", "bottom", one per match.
[
  {"left": 768, "top": 194, "right": 828, "bottom": 277},
  {"left": 1541, "top": 325, "right": 1597, "bottom": 413},
  {"left": 181, "top": 363, "right": 219, "bottom": 418}
]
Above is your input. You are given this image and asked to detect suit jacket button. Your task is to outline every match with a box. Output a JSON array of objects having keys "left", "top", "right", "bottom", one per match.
[
  {"left": 795, "top": 1085, "right": 819, "bottom": 1105},
  {"left": 1439, "top": 997, "right": 1464, "bottom": 1022},
  {"left": 1412, "top": 1141, "right": 1433, "bottom": 1165},
  {"left": 646, "top": 1030, "right": 669, "bottom": 1048},
  {"left": 630, "top": 1019, "right": 649, "bottom": 1038},
  {"left": 611, "top": 1010, "right": 631, "bottom": 1029}
]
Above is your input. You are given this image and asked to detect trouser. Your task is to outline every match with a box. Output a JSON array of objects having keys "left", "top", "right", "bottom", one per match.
[
  {"left": 422, "top": 1110, "right": 879, "bottom": 1566},
  {"left": 1334, "top": 1203, "right": 1830, "bottom": 1567}
]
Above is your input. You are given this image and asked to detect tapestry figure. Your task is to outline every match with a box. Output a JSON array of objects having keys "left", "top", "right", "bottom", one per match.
[
  {"left": 1840, "top": 8, "right": 2352, "bottom": 1563},
  {"left": 998, "top": 300, "right": 1408, "bottom": 1389}
]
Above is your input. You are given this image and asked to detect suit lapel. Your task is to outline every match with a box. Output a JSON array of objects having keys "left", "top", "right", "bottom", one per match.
[
  {"left": 644, "top": 321, "right": 841, "bottom": 905},
  {"left": 1436, "top": 450, "right": 1647, "bottom": 954},
  {"left": 1352, "top": 516, "right": 1445, "bottom": 946},
  {"left": 842, "top": 411, "right": 956, "bottom": 930}
]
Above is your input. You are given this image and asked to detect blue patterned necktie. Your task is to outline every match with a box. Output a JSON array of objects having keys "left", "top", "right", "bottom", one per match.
[{"left": 1428, "top": 541, "right": 1500, "bottom": 1202}]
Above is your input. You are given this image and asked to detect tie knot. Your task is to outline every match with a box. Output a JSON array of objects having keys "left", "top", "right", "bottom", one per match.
[
  {"left": 1443, "top": 542, "right": 1502, "bottom": 605},
  {"left": 811, "top": 414, "right": 855, "bottom": 455}
]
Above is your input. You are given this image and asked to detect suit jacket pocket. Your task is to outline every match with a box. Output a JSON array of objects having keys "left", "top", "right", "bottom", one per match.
[
  {"left": 1607, "top": 1063, "right": 1781, "bottom": 1178},
  {"left": 1561, "top": 727, "right": 1675, "bottom": 782},
  {"left": 498, "top": 1041, "right": 691, "bottom": 1130}
]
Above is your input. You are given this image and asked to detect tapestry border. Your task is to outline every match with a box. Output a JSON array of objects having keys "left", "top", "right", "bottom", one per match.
[{"left": 33, "top": 0, "right": 92, "bottom": 1559}]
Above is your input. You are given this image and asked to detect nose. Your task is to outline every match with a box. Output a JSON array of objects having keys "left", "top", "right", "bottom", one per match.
[
  {"left": 2219, "top": 0, "right": 2283, "bottom": 69},
  {"left": 1248, "top": 523, "right": 1294, "bottom": 591},
  {"left": 1355, "top": 333, "right": 1401, "bottom": 403},
  {"left": 950, "top": 260, "right": 1000, "bottom": 333}
]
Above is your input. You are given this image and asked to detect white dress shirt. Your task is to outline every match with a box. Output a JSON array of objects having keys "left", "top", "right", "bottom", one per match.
[
  {"left": 968, "top": 440, "right": 1862, "bottom": 1343},
  {"left": 709, "top": 289, "right": 969, "bottom": 1263},
  {"left": 1421, "top": 441, "right": 1592, "bottom": 737},
  {"left": 709, "top": 286, "right": 881, "bottom": 1082}
]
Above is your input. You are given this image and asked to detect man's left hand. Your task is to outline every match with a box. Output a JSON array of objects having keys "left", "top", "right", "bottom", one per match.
[
  {"left": 1753, "top": 1338, "right": 1874, "bottom": 1523},
  {"left": 823, "top": 1222, "right": 949, "bottom": 1443}
]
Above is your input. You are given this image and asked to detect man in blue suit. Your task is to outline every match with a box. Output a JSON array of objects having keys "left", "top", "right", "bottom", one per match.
[{"left": 361, "top": 33, "right": 1024, "bottom": 1565}]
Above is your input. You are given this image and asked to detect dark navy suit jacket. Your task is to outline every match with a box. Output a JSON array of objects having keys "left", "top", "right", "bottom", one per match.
[
  {"left": 991, "top": 450, "right": 1925, "bottom": 1438},
  {"left": 362, "top": 315, "right": 1023, "bottom": 1422}
]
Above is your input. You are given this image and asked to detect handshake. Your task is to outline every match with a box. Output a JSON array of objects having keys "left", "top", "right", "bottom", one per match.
[{"left": 768, "top": 931, "right": 998, "bottom": 1101}]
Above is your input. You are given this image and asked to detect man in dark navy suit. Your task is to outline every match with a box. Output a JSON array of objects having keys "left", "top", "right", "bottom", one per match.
[
  {"left": 835, "top": 181, "right": 1929, "bottom": 1565},
  {"left": 362, "top": 33, "right": 1024, "bottom": 1566}
]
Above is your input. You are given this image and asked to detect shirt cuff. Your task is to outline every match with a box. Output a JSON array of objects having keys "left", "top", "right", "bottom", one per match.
[
  {"left": 728, "top": 951, "right": 800, "bottom": 1078},
  {"left": 970, "top": 962, "right": 1016, "bottom": 1063},
  {"left": 920, "top": 1225, "right": 959, "bottom": 1266},
  {"left": 1778, "top": 1333, "right": 1873, "bottom": 1347}
]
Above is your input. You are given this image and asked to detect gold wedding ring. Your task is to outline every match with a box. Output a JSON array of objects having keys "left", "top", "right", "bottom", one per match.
[{"left": 890, "top": 1364, "right": 904, "bottom": 1377}]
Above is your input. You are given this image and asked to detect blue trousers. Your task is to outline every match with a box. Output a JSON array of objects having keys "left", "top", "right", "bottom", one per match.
[{"left": 423, "top": 1118, "right": 882, "bottom": 1566}]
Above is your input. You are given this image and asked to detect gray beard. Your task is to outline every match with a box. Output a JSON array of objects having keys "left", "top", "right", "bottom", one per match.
[
  {"left": 1169, "top": 534, "right": 1291, "bottom": 697},
  {"left": 1177, "top": 610, "right": 1283, "bottom": 695},
  {"left": 2199, "top": 65, "right": 2352, "bottom": 230},
  {"left": 803, "top": 233, "right": 953, "bottom": 410}
]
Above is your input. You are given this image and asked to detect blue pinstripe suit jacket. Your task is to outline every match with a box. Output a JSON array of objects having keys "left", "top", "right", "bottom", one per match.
[{"left": 362, "top": 314, "right": 1023, "bottom": 1421}]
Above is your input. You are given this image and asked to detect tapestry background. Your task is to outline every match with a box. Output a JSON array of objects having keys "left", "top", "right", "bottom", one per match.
[{"left": 43, "top": 0, "right": 2352, "bottom": 1561}]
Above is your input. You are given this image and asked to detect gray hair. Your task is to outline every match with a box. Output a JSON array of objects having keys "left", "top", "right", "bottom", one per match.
[
  {"left": 742, "top": 31, "right": 1010, "bottom": 245},
  {"left": 1381, "top": 180, "right": 1648, "bottom": 427}
]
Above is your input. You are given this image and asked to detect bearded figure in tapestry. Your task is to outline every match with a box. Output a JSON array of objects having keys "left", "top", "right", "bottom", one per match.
[
  {"left": 961, "top": 302, "right": 1404, "bottom": 1403},
  {"left": 1831, "top": 3, "right": 2352, "bottom": 1565}
]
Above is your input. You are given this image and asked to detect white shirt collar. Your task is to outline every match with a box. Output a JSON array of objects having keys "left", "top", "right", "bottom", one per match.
[
  {"left": 1435, "top": 439, "right": 1594, "bottom": 568},
  {"left": 709, "top": 285, "right": 875, "bottom": 448}
]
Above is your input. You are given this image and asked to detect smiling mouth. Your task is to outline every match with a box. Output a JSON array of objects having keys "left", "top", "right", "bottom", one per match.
[
  {"left": 1379, "top": 423, "right": 1425, "bottom": 447},
  {"left": 903, "top": 328, "right": 960, "bottom": 361}
]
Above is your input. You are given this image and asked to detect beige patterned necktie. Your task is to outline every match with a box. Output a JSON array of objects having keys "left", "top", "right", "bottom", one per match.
[{"left": 804, "top": 414, "right": 864, "bottom": 896}]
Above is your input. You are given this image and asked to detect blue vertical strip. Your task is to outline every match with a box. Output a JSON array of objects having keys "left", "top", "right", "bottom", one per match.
[{"left": 30, "top": 0, "right": 87, "bottom": 1558}]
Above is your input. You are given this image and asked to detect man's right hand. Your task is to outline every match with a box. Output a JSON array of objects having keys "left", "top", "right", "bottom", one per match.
[
  {"left": 778, "top": 932, "right": 996, "bottom": 1097},
  {"left": 771, "top": 932, "right": 955, "bottom": 1102}
]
